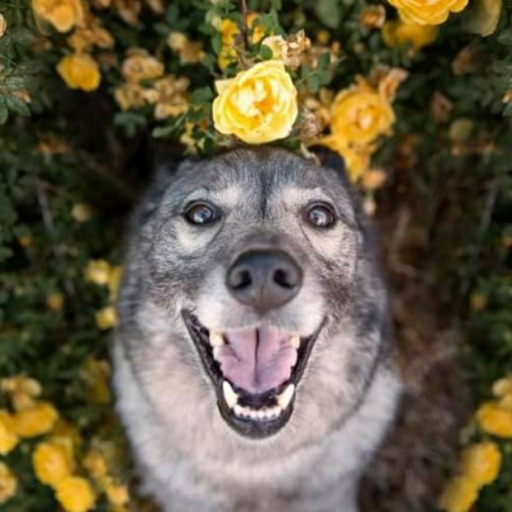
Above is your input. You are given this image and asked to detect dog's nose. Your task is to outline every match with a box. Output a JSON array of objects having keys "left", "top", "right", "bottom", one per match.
[{"left": 226, "top": 250, "right": 303, "bottom": 313}]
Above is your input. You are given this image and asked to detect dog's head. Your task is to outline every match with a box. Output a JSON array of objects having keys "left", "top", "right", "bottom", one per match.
[{"left": 119, "top": 147, "right": 386, "bottom": 447}]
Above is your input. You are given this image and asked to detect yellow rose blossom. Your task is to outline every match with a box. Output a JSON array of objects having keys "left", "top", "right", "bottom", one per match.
[
  {"left": 57, "top": 53, "right": 101, "bottom": 92},
  {"left": 459, "top": 442, "right": 501, "bottom": 487},
  {"left": 83, "top": 449, "right": 108, "bottom": 480},
  {"left": 47, "top": 292, "right": 65, "bottom": 312},
  {"left": 0, "top": 411, "right": 18, "bottom": 455},
  {"left": 71, "top": 203, "right": 94, "bottom": 222},
  {"left": 95, "top": 306, "right": 118, "bottom": 330},
  {"left": 0, "top": 14, "right": 7, "bottom": 38},
  {"left": 33, "top": 441, "right": 74, "bottom": 487},
  {"left": 114, "top": 82, "right": 146, "bottom": 111},
  {"left": 220, "top": 18, "right": 239, "bottom": 46},
  {"left": 81, "top": 357, "right": 112, "bottom": 404},
  {"left": 476, "top": 401, "right": 512, "bottom": 438},
  {"left": 105, "top": 481, "right": 129, "bottom": 506},
  {"left": 121, "top": 49, "right": 164, "bottom": 83},
  {"left": 32, "top": 0, "right": 84, "bottom": 32},
  {"left": 55, "top": 476, "right": 96, "bottom": 512},
  {"left": 387, "top": 0, "right": 469, "bottom": 25},
  {"left": 12, "top": 402, "right": 59, "bottom": 438},
  {"left": 382, "top": 19, "right": 438, "bottom": 51},
  {"left": 329, "top": 80, "right": 395, "bottom": 146},
  {"left": 359, "top": 5, "right": 386, "bottom": 29},
  {"left": 85, "top": 259, "right": 111, "bottom": 285},
  {"left": 439, "top": 475, "right": 479, "bottom": 512},
  {"left": 213, "top": 60, "right": 298, "bottom": 144},
  {"left": 320, "top": 136, "right": 372, "bottom": 182},
  {"left": 247, "top": 12, "right": 265, "bottom": 44},
  {"left": 493, "top": 375, "right": 512, "bottom": 397},
  {"left": 2, "top": 375, "right": 42, "bottom": 411},
  {"left": 0, "top": 463, "right": 17, "bottom": 505},
  {"left": 465, "top": 0, "right": 503, "bottom": 37}
]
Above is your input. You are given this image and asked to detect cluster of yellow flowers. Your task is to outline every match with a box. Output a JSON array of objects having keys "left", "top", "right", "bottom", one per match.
[
  {"left": 0, "top": 374, "right": 128, "bottom": 511},
  {"left": 84, "top": 259, "right": 122, "bottom": 330},
  {"left": 440, "top": 375, "right": 512, "bottom": 512}
]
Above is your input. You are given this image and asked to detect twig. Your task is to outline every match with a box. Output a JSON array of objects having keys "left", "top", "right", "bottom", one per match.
[{"left": 240, "top": 0, "right": 249, "bottom": 49}]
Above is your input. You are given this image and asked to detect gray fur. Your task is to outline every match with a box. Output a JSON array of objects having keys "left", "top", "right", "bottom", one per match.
[{"left": 113, "top": 147, "right": 401, "bottom": 512}]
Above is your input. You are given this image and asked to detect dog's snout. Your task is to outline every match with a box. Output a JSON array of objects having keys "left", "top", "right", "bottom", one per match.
[{"left": 226, "top": 250, "right": 303, "bottom": 313}]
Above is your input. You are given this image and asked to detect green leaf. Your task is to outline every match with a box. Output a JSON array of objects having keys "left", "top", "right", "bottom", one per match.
[
  {"left": 271, "top": 0, "right": 282, "bottom": 9},
  {"left": 5, "top": 95, "right": 30, "bottom": 117},
  {"left": 498, "top": 29, "right": 512, "bottom": 46},
  {"left": 190, "top": 86, "right": 213, "bottom": 104},
  {"left": 503, "top": 101, "right": 512, "bottom": 116},
  {"left": 260, "top": 44, "right": 273, "bottom": 60},
  {"left": 211, "top": 33, "right": 222, "bottom": 54},
  {"left": 317, "top": 51, "right": 331, "bottom": 71},
  {"left": 307, "top": 74, "right": 320, "bottom": 93},
  {"left": 314, "top": 0, "right": 341, "bottom": 29},
  {"left": 4, "top": 76, "right": 26, "bottom": 91}
]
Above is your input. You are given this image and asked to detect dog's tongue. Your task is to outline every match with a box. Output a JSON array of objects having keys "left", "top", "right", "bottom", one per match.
[{"left": 216, "top": 326, "right": 297, "bottom": 394}]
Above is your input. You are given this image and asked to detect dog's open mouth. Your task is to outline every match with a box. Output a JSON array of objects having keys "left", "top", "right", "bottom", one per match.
[{"left": 182, "top": 311, "right": 323, "bottom": 439}]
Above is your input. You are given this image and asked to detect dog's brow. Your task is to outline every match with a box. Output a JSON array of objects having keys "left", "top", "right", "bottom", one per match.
[{"left": 183, "top": 186, "right": 241, "bottom": 207}]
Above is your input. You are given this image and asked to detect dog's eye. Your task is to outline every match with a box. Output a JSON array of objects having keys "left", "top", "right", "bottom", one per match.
[
  {"left": 184, "top": 203, "right": 219, "bottom": 226},
  {"left": 305, "top": 203, "right": 336, "bottom": 229}
]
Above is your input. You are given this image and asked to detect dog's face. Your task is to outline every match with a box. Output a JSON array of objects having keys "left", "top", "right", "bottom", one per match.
[{"left": 123, "top": 148, "right": 380, "bottom": 446}]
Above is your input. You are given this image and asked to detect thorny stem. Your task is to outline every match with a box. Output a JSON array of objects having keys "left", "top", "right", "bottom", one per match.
[{"left": 240, "top": 0, "right": 249, "bottom": 50}]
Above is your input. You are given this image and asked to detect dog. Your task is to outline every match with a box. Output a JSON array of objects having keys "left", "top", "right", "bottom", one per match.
[{"left": 113, "top": 147, "right": 401, "bottom": 512}]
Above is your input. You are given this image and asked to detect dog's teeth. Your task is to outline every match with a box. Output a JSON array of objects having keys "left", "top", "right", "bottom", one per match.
[
  {"left": 212, "top": 346, "right": 222, "bottom": 360},
  {"left": 210, "top": 332, "right": 225, "bottom": 347},
  {"left": 289, "top": 335, "right": 300, "bottom": 349},
  {"left": 277, "top": 384, "right": 295, "bottom": 410},
  {"left": 222, "top": 381, "right": 238, "bottom": 409},
  {"left": 234, "top": 404, "right": 244, "bottom": 417}
]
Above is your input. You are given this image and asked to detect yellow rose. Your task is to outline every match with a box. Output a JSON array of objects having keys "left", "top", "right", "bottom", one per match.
[
  {"left": 439, "top": 475, "right": 479, "bottom": 512},
  {"left": 95, "top": 306, "right": 118, "bottom": 330},
  {"left": 0, "top": 463, "right": 17, "bottom": 505},
  {"left": 460, "top": 442, "right": 501, "bottom": 487},
  {"left": 382, "top": 19, "right": 438, "bottom": 50},
  {"left": 387, "top": 0, "right": 469, "bottom": 25},
  {"left": 213, "top": 60, "right": 298, "bottom": 144},
  {"left": 0, "top": 14, "right": 7, "bottom": 38},
  {"left": 121, "top": 49, "right": 164, "bottom": 82},
  {"left": 55, "top": 476, "right": 96, "bottom": 512},
  {"left": 320, "top": 136, "right": 372, "bottom": 182},
  {"left": 83, "top": 449, "right": 108, "bottom": 480},
  {"left": 0, "top": 411, "right": 18, "bottom": 455},
  {"left": 464, "top": 0, "right": 502, "bottom": 37},
  {"left": 12, "top": 402, "right": 59, "bottom": 438},
  {"left": 57, "top": 53, "right": 101, "bottom": 92},
  {"left": 47, "top": 292, "right": 65, "bottom": 312},
  {"left": 476, "top": 401, "right": 512, "bottom": 438},
  {"left": 105, "top": 480, "right": 129, "bottom": 506},
  {"left": 84, "top": 259, "right": 111, "bottom": 285},
  {"left": 33, "top": 441, "right": 74, "bottom": 487},
  {"left": 32, "top": 0, "right": 84, "bottom": 32},
  {"left": 329, "top": 82, "right": 395, "bottom": 146},
  {"left": 71, "top": 203, "right": 93, "bottom": 222}
]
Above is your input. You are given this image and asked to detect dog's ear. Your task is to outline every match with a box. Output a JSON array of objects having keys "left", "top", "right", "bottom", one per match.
[{"left": 310, "top": 146, "right": 351, "bottom": 188}]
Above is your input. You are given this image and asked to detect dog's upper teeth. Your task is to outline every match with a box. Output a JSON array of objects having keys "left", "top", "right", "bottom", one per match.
[
  {"left": 210, "top": 332, "right": 225, "bottom": 347},
  {"left": 277, "top": 384, "right": 295, "bottom": 410},
  {"left": 289, "top": 335, "right": 300, "bottom": 349},
  {"left": 222, "top": 380, "right": 239, "bottom": 409}
]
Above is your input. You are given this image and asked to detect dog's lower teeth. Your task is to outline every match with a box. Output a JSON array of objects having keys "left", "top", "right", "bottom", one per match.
[
  {"left": 232, "top": 403, "right": 284, "bottom": 422},
  {"left": 289, "top": 335, "right": 300, "bottom": 349},
  {"left": 210, "top": 332, "right": 225, "bottom": 347},
  {"left": 222, "top": 381, "right": 238, "bottom": 409},
  {"left": 277, "top": 384, "right": 295, "bottom": 410}
]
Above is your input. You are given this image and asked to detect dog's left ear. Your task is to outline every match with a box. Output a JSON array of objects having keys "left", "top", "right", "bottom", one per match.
[{"left": 310, "top": 146, "right": 350, "bottom": 188}]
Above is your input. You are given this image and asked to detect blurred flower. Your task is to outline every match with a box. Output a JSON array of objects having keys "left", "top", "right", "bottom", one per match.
[
  {"left": 0, "top": 411, "right": 18, "bottom": 455},
  {"left": 84, "top": 449, "right": 108, "bottom": 480},
  {"left": 0, "top": 14, "right": 7, "bottom": 38},
  {"left": 470, "top": 292, "right": 487, "bottom": 311},
  {"left": 32, "top": 0, "right": 84, "bottom": 33},
  {"left": 68, "top": 15, "right": 114, "bottom": 52},
  {"left": 464, "top": 0, "right": 502, "bottom": 37},
  {"left": 217, "top": 18, "right": 239, "bottom": 70},
  {"left": 95, "top": 306, "right": 118, "bottom": 330},
  {"left": 387, "top": 0, "right": 469, "bottom": 25},
  {"left": 328, "top": 79, "right": 395, "bottom": 146},
  {"left": 320, "top": 137, "right": 372, "bottom": 182},
  {"left": 430, "top": 91, "right": 453, "bottom": 122},
  {"left": 492, "top": 375, "right": 512, "bottom": 398},
  {"left": 57, "top": 53, "right": 101, "bottom": 92},
  {"left": 71, "top": 203, "right": 94, "bottom": 222},
  {"left": 0, "top": 463, "right": 17, "bottom": 505},
  {"left": 262, "top": 31, "right": 311, "bottom": 69},
  {"left": 359, "top": 5, "right": 386, "bottom": 29},
  {"left": 449, "top": 118, "right": 474, "bottom": 142},
  {"left": 2, "top": 375, "right": 42, "bottom": 411},
  {"left": 213, "top": 60, "right": 298, "bottom": 144},
  {"left": 246, "top": 12, "right": 265, "bottom": 44},
  {"left": 85, "top": 259, "right": 111, "bottom": 285},
  {"left": 47, "top": 292, "right": 65, "bottom": 312},
  {"left": 81, "top": 357, "right": 112, "bottom": 404},
  {"left": 105, "top": 480, "right": 129, "bottom": 506},
  {"left": 33, "top": 440, "right": 74, "bottom": 487},
  {"left": 477, "top": 401, "right": 512, "bottom": 437},
  {"left": 55, "top": 476, "right": 96, "bottom": 512},
  {"left": 299, "top": 110, "right": 323, "bottom": 142},
  {"left": 439, "top": 475, "right": 478, "bottom": 512},
  {"left": 18, "top": 234, "right": 33, "bottom": 248},
  {"left": 121, "top": 49, "right": 164, "bottom": 82},
  {"left": 113, "top": 0, "right": 141, "bottom": 25},
  {"left": 361, "top": 169, "right": 387, "bottom": 190},
  {"left": 114, "top": 82, "right": 146, "bottom": 110},
  {"left": 316, "top": 30, "right": 330, "bottom": 45},
  {"left": 452, "top": 43, "right": 485, "bottom": 76},
  {"left": 167, "top": 32, "right": 204, "bottom": 64},
  {"left": 382, "top": 19, "right": 438, "bottom": 51},
  {"left": 108, "top": 265, "right": 123, "bottom": 302},
  {"left": 152, "top": 75, "right": 190, "bottom": 120},
  {"left": 460, "top": 442, "right": 501, "bottom": 487},
  {"left": 12, "top": 402, "right": 59, "bottom": 438}
]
